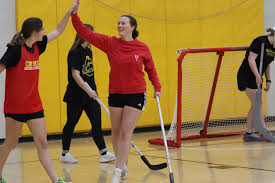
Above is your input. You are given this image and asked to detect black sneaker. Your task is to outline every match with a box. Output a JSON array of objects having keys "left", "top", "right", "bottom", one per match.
[{"left": 243, "top": 133, "right": 261, "bottom": 142}]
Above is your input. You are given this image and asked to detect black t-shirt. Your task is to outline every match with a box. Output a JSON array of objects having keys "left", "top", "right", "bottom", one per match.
[
  {"left": 63, "top": 45, "right": 97, "bottom": 104},
  {"left": 0, "top": 35, "right": 48, "bottom": 68},
  {"left": 238, "top": 36, "right": 275, "bottom": 82}
]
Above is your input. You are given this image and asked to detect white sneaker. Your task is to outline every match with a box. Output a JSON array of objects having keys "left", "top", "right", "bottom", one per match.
[
  {"left": 60, "top": 152, "right": 78, "bottom": 163},
  {"left": 121, "top": 164, "right": 128, "bottom": 179},
  {"left": 110, "top": 168, "right": 122, "bottom": 183},
  {"left": 100, "top": 151, "right": 116, "bottom": 163}
]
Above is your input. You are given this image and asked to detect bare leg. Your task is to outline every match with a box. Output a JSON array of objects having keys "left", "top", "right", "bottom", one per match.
[
  {"left": 116, "top": 106, "right": 142, "bottom": 169},
  {"left": 109, "top": 107, "right": 123, "bottom": 157},
  {"left": 0, "top": 118, "right": 22, "bottom": 178},
  {"left": 27, "top": 118, "right": 58, "bottom": 183}
]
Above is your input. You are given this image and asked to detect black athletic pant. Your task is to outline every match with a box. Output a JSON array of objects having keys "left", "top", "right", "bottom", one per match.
[{"left": 62, "top": 99, "right": 106, "bottom": 151}]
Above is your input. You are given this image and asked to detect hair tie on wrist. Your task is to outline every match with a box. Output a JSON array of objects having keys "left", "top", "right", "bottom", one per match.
[{"left": 266, "top": 80, "right": 271, "bottom": 83}]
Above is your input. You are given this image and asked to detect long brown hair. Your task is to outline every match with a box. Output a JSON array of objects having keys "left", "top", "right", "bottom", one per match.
[
  {"left": 70, "top": 24, "right": 94, "bottom": 51},
  {"left": 7, "top": 17, "right": 43, "bottom": 47}
]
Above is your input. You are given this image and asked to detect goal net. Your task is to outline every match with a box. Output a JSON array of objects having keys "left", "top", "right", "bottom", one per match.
[{"left": 149, "top": 46, "right": 275, "bottom": 147}]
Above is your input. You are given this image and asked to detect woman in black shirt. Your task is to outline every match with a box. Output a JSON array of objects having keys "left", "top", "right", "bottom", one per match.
[
  {"left": 61, "top": 24, "right": 115, "bottom": 163},
  {"left": 237, "top": 27, "right": 274, "bottom": 142}
]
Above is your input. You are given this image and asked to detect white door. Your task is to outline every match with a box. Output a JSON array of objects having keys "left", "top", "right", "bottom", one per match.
[
  {"left": 263, "top": 0, "right": 275, "bottom": 117},
  {"left": 0, "top": 0, "right": 16, "bottom": 139}
]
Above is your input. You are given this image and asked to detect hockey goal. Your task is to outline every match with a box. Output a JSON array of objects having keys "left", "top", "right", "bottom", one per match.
[{"left": 149, "top": 46, "right": 275, "bottom": 147}]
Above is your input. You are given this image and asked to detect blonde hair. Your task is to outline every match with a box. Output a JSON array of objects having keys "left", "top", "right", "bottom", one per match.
[{"left": 266, "top": 27, "right": 274, "bottom": 36}]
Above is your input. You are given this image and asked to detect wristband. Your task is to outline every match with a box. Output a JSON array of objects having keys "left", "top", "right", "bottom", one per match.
[{"left": 266, "top": 80, "right": 271, "bottom": 83}]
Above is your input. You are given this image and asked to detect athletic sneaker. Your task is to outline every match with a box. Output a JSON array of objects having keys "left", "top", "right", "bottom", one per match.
[
  {"left": 243, "top": 133, "right": 261, "bottom": 142},
  {"left": 121, "top": 164, "right": 128, "bottom": 179},
  {"left": 110, "top": 168, "right": 122, "bottom": 183},
  {"left": 100, "top": 151, "right": 116, "bottom": 163},
  {"left": 0, "top": 178, "right": 6, "bottom": 183},
  {"left": 60, "top": 152, "right": 78, "bottom": 163},
  {"left": 56, "top": 178, "right": 67, "bottom": 183},
  {"left": 259, "top": 135, "right": 272, "bottom": 142}
]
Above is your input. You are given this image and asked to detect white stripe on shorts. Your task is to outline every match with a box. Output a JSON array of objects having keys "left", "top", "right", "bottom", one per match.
[{"left": 142, "top": 92, "right": 147, "bottom": 112}]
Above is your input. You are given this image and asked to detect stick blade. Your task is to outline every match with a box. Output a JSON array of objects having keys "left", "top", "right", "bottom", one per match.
[
  {"left": 253, "top": 90, "right": 275, "bottom": 143},
  {"left": 169, "top": 172, "right": 175, "bottom": 183},
  {"left": 141, "top": 155, "right": 167, "bottom": 170}
]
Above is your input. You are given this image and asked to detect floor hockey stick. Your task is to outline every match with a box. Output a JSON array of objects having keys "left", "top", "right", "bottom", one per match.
[
  {"left": 93, "top": 95, "right": 167, "bottom": 170},
  {"left": 156, "top": 96, "right": 174, "bottom": 183},
  {"left": 253, "top": 43, "right": 275, "bottom": 142}
]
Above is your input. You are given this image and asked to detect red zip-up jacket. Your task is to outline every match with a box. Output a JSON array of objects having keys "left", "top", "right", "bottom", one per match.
[{"left": 72, "top": 14, "right": 161, "bottom": 94}]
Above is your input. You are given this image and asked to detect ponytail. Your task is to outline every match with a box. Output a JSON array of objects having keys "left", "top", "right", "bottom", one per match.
[
  {"left": 7, "top": 31, "right": 25, "bottom": 47},
  {"left": 132, "top": 29, "right": 139, "bottom": 39},
  {"left": 121, "top": 15, "right": 139, "bottom": 39},
  {"left": 7, "top": 17, "right": 43, "bottom": 47}
]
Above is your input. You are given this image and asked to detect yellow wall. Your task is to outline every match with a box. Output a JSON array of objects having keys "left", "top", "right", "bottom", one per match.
[{"left": 16, "top": 0, "right": 264, "bottom": 136}]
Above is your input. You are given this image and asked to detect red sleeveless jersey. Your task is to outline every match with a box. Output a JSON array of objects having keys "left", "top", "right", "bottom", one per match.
[{"left": 4, "top": 44, "right": 42, "bottom": 114}]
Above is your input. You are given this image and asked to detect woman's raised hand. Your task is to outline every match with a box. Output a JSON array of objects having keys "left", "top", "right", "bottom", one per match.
[{"left": 69, "top": 0, "right": 79, "bottom": 15}]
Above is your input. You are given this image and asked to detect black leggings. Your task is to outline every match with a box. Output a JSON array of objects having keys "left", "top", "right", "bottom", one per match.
[{"left": 62, "top": 100, "right": 106, "bottom": 151}]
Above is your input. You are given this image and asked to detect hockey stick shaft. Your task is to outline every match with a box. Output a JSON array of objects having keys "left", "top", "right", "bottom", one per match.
[{"left": 156, "top": 96, "right": 174, "bottom": 183}]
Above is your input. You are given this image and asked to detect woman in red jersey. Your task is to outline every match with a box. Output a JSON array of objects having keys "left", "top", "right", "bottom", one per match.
[
  {"left": 0, "top": 1, "right": 78, "bottom": 183},
  {"left": 71, "top": 2, "right": 161, "bottom": 183}
]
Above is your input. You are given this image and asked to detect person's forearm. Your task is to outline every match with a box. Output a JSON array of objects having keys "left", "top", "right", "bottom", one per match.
[
  {"left": 71, "top": 14, "right": 91, "bottom": 40},
  {"left": 248, "top": 58, "right": 260, "bottom": 77},
  {"left": 56, "top": 11, "right": 71, "bottom": 35},
  {"left": 146, "top": 67, "right": 161, "bottom": 92},
  {"left": 72, "top": 72, "right": 92, "bottom": 94},
  {"left": 265, "top": 64, "right": 271, "bottom": 80},
  {"left": 71, "top": 14, "right": 111, "bottom": 53}
]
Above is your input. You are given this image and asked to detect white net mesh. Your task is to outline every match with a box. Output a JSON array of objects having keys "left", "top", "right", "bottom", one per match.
[{"left": 167, "top": 50, "right": 275, "bottom": 142}]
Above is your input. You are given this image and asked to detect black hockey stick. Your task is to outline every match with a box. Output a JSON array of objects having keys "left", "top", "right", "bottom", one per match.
[
  {"left": 253, "top": 43, "right": 275, "bottom": 142},
  {"left": 93, "top": 96, "right": 167, "bottom": 170},
  {"left": 130, "top": 141, "right": 167, "bottom": 170}
]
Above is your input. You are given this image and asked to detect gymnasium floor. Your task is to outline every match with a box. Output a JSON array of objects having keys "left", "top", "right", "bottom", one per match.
[{"left": 2, "top": 131, "right": 275, "bottom": 183}]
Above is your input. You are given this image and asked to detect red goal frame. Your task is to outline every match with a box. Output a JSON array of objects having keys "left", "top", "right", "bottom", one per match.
[{"left": 149, "top": 46, "right": 249, "bottom": 147}]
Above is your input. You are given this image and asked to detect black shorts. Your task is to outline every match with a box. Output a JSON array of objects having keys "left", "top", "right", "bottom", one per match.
[
  {"left": 237, "top": 68, "right": 261, "bottom": 91},
  {"left": 237, "top": 79, "right": 256, "bottom": 91},
  {"left": 237, "top": 77, "right": 259, "bottom": 91},
  {"left": 5, "top": 110, "right": 45, "bottom": 123},
  {"left": 108, "top": 93, "right": 147, "bottom": 111}
]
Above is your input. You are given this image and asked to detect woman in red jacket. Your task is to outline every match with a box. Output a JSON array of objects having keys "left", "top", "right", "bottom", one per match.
[
  {"left": 0, "top": 1, "right": 78, "bottom": 183},
  {"left": 71, "top": 2, "right": 161, "bottom": 183}
]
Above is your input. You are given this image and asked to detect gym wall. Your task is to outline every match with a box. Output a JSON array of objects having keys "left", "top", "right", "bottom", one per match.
[{"left": 1, "top": 0, "right": 265, "bottom": 137}]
